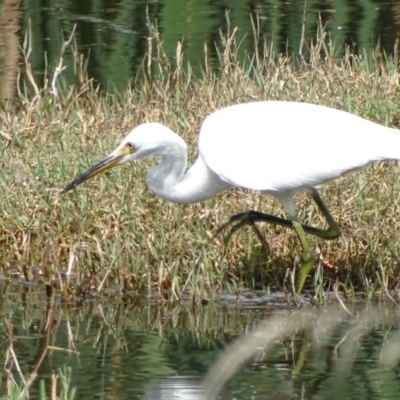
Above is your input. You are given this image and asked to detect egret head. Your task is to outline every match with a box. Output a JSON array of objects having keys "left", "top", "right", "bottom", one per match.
[{"left": 61, "top": 123, "right": 184, "bottom": 194}]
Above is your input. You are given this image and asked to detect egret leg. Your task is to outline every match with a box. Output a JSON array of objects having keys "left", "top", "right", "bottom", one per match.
[
  {"left": 308, "top": 188, "right": 341, "bottom": 239},
  {"left": 219, "top": 214, "right": 270, "bottom": 249},
  {"left": 291, "top": 220, "right": 313, "bottom": 295},
  {"left": 280, "top": 189, "right": 341, "bottom": 294},
  {"left": 217, "top": 189, "right": 341, "bottom": 241},
  {"left": 277, "top": 192, "right": 314, "bottom": 296},
  {"left": 217, "top": 188, "right": 341, "bottom": 294},
  {"left": 220, "top": 218, "right": 270, "bottom": 253}
]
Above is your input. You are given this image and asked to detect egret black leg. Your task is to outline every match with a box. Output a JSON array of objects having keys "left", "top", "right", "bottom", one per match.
[
  {"left": 217, "top": 188, "right": 341, "bottom": 296},
  {"left": 217, "top": 189, "right": 341, "bottom": 243},
  {"left": 308, "top": 188, "right": 341, "bottom": 239},
  {"left": 219, "top": 216, "right": 270, "bottom": 250},
  {"left": 216, "top": 210, "right": 320, "bottom": 240}
]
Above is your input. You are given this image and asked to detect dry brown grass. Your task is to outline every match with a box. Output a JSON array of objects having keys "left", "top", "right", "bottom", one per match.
[{"left": 1, "top": 26, "right": 400, "bottom": 300}]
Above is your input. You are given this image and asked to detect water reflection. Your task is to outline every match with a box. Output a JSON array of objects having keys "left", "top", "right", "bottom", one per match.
[
  {"left": 0, "top": 1, "right": 400, "bottom": 94},
  {"left": 144, "top": 376, "right": 208, "bottom": 400},
  {"left": 1, "top": 286, "right": 400, "bottom": 399}
]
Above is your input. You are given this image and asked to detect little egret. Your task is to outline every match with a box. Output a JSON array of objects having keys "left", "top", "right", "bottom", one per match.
[{"left": 62, "top": 101, "right": 400, "bottom": 295}]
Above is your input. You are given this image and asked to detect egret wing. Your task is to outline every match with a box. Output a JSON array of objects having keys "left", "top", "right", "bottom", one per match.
[{"left": 199, "top": 102, "right": 398, "bottom": 193}]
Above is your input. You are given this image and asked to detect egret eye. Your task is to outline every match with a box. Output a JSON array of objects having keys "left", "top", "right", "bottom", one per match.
[{"left": 126, "top": 142, "right": 135, "bottom": 150}]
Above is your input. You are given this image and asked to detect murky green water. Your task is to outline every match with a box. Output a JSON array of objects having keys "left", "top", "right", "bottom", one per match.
[
  {"left": 0, "top": 0, "right": 399, "bottom": 95},
  {"left": 1, "top": 286, "right": 400, "bottom": 399}
]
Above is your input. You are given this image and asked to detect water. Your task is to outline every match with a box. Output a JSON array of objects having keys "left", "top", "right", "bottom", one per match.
[
  {"left": 1, "top": 286, "right": 400, "bottom": 399},
  {"left": 0, "top": 0, "right": 399, "bottom": 94}
]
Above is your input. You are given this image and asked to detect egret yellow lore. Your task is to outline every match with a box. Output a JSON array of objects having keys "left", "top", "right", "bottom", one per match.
[{"left": 62, "top": 101, "right": 400, "bottom": 295}]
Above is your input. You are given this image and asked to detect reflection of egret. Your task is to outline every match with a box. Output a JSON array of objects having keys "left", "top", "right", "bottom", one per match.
[{"left": 62, "top": 101, "right": 400, "bottom": 295}]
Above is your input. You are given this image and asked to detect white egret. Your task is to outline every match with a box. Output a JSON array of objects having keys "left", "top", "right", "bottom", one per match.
[{"left": 62, "top": 101, "right": 400, "bottom": 295}]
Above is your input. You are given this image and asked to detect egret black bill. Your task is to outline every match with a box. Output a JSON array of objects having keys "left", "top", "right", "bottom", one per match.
[{"left": 62, "top": 150, "right": 127, "bottom": 194}]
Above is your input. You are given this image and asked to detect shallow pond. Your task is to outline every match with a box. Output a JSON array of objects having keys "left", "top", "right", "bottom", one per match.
[
  {"left": 1, "top": 285, "right": 400, "bottom": 399},
  {"left": 0, "top": 0, "right": 400, "bottom": 94}
]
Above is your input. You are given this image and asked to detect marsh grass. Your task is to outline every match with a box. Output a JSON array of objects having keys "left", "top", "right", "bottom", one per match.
[
  {"left": 1, "top": 22, "right": 400, "bottom": 300},
  {"left": 5, "top": 367, "right": 76, "bottom": 400}
]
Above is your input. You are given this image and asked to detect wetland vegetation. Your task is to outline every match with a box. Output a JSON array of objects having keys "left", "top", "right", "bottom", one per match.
[
  {"left": 2, "top": 24, "right": 400, "bottom": 300},
  {"left": 2, "top": 19, "right": 400, "bottom": 399}
]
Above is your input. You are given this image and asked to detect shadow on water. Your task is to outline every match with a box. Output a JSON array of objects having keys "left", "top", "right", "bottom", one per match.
[{"left": 1, "top": 284, "right": 400, "bottom": 399}]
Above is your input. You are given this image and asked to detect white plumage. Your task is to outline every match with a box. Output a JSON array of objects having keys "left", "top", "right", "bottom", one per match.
[{"left": 199, "top": 102, "right": 400, "bottom": 192}]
